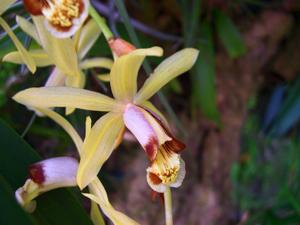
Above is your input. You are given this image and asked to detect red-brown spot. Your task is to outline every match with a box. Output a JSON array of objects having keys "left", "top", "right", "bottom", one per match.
[
  {"left": 145, "top": 136, "right": 159, "bottom": 161},
  {"left": 29, "top": 163, "right": 45, "bottom": 184},
  {"left": 109, "top": 38, "right": 136, "bottom": 57},
  {"left": 149, "top": 172, "right": 162, "bottom": 185},
  {"left": 23, "top": 0, "right": 50, "bottom": 15},
  {"left": 151, "top": 191, "right": 164, "bottom": 204}
]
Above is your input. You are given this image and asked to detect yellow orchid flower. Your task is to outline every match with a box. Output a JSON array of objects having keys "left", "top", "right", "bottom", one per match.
[
  {"left": 29, "top": 107, "right": 139, "bottom": 225},
  {"left": 0, "top": 0, "right": 36, "bottom": 73},
  {"left": 22, "top": 0, "right": 89, "bottom": 38},
  {"left": 13, "top": 47, "right": 199, "bottom": 192},
  {"left": 3, "top": 16, "right": 112, "bottom": 89}
]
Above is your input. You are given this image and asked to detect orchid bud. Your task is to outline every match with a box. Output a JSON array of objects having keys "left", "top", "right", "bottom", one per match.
[
  {"left": 15, "top": 156, "right": 78, "bottom": 212},
  {"left": 109, "top": 38, "right": 136, "bottom": 57}
]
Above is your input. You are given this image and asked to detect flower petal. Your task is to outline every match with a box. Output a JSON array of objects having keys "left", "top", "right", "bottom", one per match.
[
  {"left": 0, "top": 17, "right": 36, "bottom": 73},
  {"left": 13, "top": 87, "right": 120, "bottom": 112},
  {"left": 32, "top": 16, "right": 80, "bottom": 77},
  {"left": 90, "top": 201, "right": 105, "bottom": 225},
  {"left": 45, "top": 68, "right": 66, "bottom": 87},
  {"left": 86, "top": 178, "right": 140, "bottom": 225},
  {"left": 110, "top": 47, "right": 163, "bottom": 101},
  {"left": 80, "top": 58, "right": 113, "bottom": 70},
  {"left": 134, "top": 48, "right": 199, "bottom": 103},
  {"left": 77, "top": 112, "right": 124, "bottom": 189},
  {"left": 97, "top": 73, "right": 110, "bottom": 82},
  {"left": 123, "top": 104, "right": 171, "bottom": 160},
  {"left": 16, "top": 16, "right": 41, "bottom": 45},
  {"left": 3, "top": 49, "right": 52, "bottom": 67},
  {"left": 139, "top": 101, "right": 168, "bottom": 125},
  {"left": 77, "top": 19, "right": 101, "bottom": 59},
  {"left": 0, "top": 0, "right": 16, "bottom": 15}
]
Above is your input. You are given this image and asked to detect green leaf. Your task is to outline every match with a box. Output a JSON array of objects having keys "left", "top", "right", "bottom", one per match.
[
  {"left": 192, "top": 21, "right": 220, "bottom": 124},
  {"left": 0, "top": 119, "right": 93, "bottom": 225},
  {"left": 215, "top": 10, "right": 247, "bottom": 58}
]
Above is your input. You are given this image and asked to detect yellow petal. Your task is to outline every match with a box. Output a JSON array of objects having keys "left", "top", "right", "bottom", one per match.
[
  {"left": 90, "top": 201, "right": 105, "bottom": 225},
  {"left": 97, "top": 74, "right": 110, "bottom": 82},
  {"left": 134, "top": 48, "right": 199, "bottom": 104},
  {"left": 0, "top": 0, "right": 15, "bottom": 15},
  {"left": 16, "top": 16, "right": 41, "bottom": 45},
  {"left": 3, "top": 49, "right": 52, "bottom": 67},
  {"left": 45, "top": 68, "right": 66, "bottom": 87},
  {"left": 35, "top": 108, "right": 83, "bottom": 153},
  {"left": 110, "top": 47, "right": 163, "bottom": 102},
  {"left": 85, "top": 116, "right": 92, "bottom": 140},
  {"left": 77, "top": 19, "right": 101, "bottom": 59},
  {"left": 0, "top": 17, "right": 36, "bottom": 73},
  {"left": 32, "top": 16, "right": 80, "bottom": 77},
  {"left": 86, "top": 179, "right": 140, "bottom": 225},
  {"left": 65, "top": 71, "right": 86, "bottom": 115},
  {"left": 77, "top": 112, "right": 124, "bottom": 189},
  {"left": 80, "top": 58, "right": 113, "bottom": 70},
  {"left": 13, "top": 87, "right": 120, "bottom": 112}
]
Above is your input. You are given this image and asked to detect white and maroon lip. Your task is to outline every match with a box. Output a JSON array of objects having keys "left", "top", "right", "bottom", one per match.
[
  {"left": 146, "top": 157, "right": 186, "bottom": 193},
  {"left": 29, "top": 156, "right": 78, "bottom": 190},
  {"left": 123, "top": 104, "right": 185, "bottom": 161},
  {"left": 23, "top": 0, "right": 89, "bottom": 38}
]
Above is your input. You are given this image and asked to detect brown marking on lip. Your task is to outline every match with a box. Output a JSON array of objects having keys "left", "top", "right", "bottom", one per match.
[
  {"left": 23, "top": 0, "right": 50, "bottom": 15},
  {"left": 29, "top": 163, "right": 45, "bottom": 184},
  {"left": 145, "top": 136, "right": 159, "bottom": 161},
  {"left": 142, "top": 106, "right": 186, "bottom": 153},
  {"left": 149, "top": 172, "right": 162, "bottom": 185},
  {"left": 109, "top": 38, "right": 137, "bottom": 57}
]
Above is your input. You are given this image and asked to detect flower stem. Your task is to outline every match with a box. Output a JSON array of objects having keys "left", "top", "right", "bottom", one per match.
[
  {"left": 164, "top": 187, "right": 174, "bottom": 225},
  {"left": 89, "top": 5, "right": 113, "bottom": 41}
]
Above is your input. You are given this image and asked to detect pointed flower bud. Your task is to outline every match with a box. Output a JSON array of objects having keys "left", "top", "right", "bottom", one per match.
[
  {"left": 15, "top": 156, "right": 78, "bottom": 212},
  {"left": 23, "top": 0, "right": 89, "bottom": 38},
  {"left": 109, "top": 37, "right": 136, "bottom": 57},
  {"left": 123, "top": 104, "right": 186, "bottom": 192}
]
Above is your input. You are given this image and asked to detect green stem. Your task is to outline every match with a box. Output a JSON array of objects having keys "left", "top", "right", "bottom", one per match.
[
  {"left": 164, "top": 188, "right": 173, "bottom": 225},
  {"left": 89, "top": 5, "right": 113, "bottom": 41}
]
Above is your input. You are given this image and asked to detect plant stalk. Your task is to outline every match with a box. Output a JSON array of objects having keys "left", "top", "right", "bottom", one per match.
[{"left": 164, "top": 187, "right": 173, "bottom": 225}]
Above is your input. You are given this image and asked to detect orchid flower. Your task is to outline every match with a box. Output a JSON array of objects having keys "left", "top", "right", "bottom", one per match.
[
  {"left": 22, "top": 0, "right": 89, "bottom": 38},
  {"left": 29, "top": 107, "right": 139, "bottom": 225},
  {"left": 3, "top": 16, "right": 113, "bottom": 89},
  {"left": 13, "top": 46, "right": 199, "bottom": 192},
  {"left": 15, "top": 156, "right": 78, "bottom": 212},
  {"left": 0, "top": 0, "right": 36, "bottom": 73}
]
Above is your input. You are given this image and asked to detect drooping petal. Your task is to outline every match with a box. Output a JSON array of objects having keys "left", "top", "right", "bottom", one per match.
[
  {"left": 15, "top": 157, "right": 78, "bottom": 212},
  {"left": 134, "top": 48, "right": 199, "bottom": 104},
  {"left": 110, "top": 47, "right": 163, "bottom": 101},
  {"left": 0, "top": 17, "right": 36, "bottom": 73},
  {"left": 3, "top": 49, "right": 53, "bottom": 67},
  {"left": 90, "top": 201, "right": 105, "bottom": 225},
  {"left": 77, "top": 19, "right": 101, "bottom": 59},
  {"left": 77, "top": 112, "right": 124, "bottom": 189},
  {"left": 16, "top": 16, "right": 41, "bottom": 45},
  {"left": 13, "top": 87, "right": 120, "bottom": 112},
  {"left": 80, "top": 58, "right": 113, "bottom": 70},
  {"left": 0, "top": 0, "right": 16, "bottom": 15},
  {"left": 123, "top": 104, "right": 171, "bottom": 161},
  {"left": 45, "top": 68, "right": 66, "bottom": 87},
  {"left": 86, "top": 178, "right": 140, "bottom": 225},
  {"left": 32, "top": 16, "right": 80, "bottom": 77}
]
